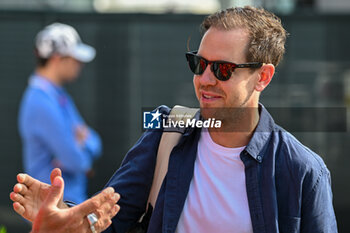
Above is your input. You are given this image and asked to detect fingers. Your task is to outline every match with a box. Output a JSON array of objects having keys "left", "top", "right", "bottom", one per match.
[
  {"left": 107, "top": 204, "right": 120, "bottom": 219},
  {"left": 93, "top": 199, "right": 119, "bottom": 220},
  {"left": 50, "top": 168, "right": 62, "bottom": 185},
  {"left": 73, "top": 187, "right": 115, "bottom": 216},
  {"left": 13, "top": 183, "right": 28, "bottom": 195},
  {"left": 44, "top": 176, "right": 64, "bottom": 207},
  {"left": 96, "top": 218, "right": 113, "bottom": 233},
  {"left": 10, "top": 192, "right": 25, "bottom": 204},
  {"left": 99, "top": 194, "right": 120, "bottom": 219},
  {"left": 91, "top": 210, "right": 115, "bottom": 233},
  {"left": 13, "top": 202, "right": 25, "bottom": 216},
  {"left": 96, "top": 204, "right": 120, "bottom": 232},
  {"left": 88, "top": 195, "right": 120, "bottom": 233},
  {"left": 70, "top": 187, "right": 120, "bottom": 233},
  {"left": 17, "top": 173, "right": 35, "bottom": 187}
]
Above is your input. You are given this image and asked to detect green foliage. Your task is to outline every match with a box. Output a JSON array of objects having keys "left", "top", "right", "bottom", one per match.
[{"left": 0, "top": 225, "right": 7, "bottom": 233}]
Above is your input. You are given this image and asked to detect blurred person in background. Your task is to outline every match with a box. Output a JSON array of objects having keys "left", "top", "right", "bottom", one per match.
[{"left": 18, "top": 23, "right": 102, "bottom": 204}]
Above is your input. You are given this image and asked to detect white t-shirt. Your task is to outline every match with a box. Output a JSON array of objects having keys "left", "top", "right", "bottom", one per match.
[{"left": 175, "top": 129, "right": 253, "bottom": 233}]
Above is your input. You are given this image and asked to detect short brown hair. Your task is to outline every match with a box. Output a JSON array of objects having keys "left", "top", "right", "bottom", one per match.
[{"left": 201, "top": 6, "right": 288, "bottom": 67}]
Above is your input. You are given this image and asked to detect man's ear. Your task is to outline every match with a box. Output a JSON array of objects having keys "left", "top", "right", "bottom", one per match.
[{"left": 255, "top": 64, "right": 275, "bottom": 92}]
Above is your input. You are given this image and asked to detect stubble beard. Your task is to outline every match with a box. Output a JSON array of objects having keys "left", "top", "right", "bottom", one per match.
[{"left": 199, "top": 88, "right": 255, "bottom": 132}]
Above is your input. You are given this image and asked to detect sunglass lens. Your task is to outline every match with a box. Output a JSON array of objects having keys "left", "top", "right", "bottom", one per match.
[
  {"left": 187, "top": 54, "right": 206, "bottom": 75},
  {"left": 214, "top": 63, "right": 234, "bottom": 81}
]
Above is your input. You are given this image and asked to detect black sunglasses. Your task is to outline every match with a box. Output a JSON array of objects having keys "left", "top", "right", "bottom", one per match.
[{"left": 185, "top": 51, "right": 263, "bottom": 81}]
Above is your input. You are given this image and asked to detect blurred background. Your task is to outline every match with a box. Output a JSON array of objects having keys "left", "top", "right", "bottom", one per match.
[{"left": 0, "top": 0, "right": 350, "bottom": 232}]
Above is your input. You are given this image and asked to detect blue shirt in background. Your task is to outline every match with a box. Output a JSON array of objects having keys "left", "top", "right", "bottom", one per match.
[{"left": 18, "top": 74, "right": 102, "bottom": 204}]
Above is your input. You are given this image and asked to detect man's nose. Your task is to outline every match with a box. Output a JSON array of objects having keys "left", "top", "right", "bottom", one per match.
[{"left": 198, "top": 64, "right": 217, "bottom": 86}]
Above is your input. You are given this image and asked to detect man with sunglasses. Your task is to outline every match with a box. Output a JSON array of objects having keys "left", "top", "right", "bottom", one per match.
[{"left": 11, "top": 6, "right": 337, "bottom": 233}]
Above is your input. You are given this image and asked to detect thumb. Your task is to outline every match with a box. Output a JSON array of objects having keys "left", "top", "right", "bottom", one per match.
[
  {"left": 50, "top": 168, "right": 62, "bottom": 185},
  {"left": 44, "top": 176, "right": 64, "bottom": 207}
]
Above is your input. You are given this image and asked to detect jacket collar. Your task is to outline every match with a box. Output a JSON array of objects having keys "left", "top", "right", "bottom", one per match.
[
  {"left": 183, "top": 103, "right": 275, "bottom": 163},
  {"left": 29, "top": 73, "right": 66, "bottom": 99},
  {"left": 244, "top": 104, "right": 275, "bottom": 163}
]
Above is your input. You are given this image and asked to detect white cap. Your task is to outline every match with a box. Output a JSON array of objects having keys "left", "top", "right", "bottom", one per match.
[{"left": 35, "top": 23, "right": 96, "bottom": 63}]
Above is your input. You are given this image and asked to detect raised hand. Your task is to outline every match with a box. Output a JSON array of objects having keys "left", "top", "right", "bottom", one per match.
[
  {"left": 31, "top": 176, "right": 120, "bottom": 233},
  {"left": 10, "top": 168, "right": 64, "bottom": 222}
]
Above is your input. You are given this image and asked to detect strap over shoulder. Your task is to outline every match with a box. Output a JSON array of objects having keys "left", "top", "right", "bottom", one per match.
[
  {"left": 147, "top": 105, "right": 199, "bottom": 208},
  {"left": 127, "top": 106, "right": 200, "bottom": 232},
  {"left": 164, "top": 105, "right": 200, "bottom": 134}
]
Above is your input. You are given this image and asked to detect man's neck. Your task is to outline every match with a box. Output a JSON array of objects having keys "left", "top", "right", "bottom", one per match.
[
  {"left": 208, "top": 107, "right": 260, "bottom": 148},
  {"left": 36, "top": 67, "right": 62, "bottom": 86}
]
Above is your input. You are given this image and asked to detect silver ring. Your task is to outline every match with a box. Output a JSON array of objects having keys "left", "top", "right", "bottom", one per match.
[
  {"left": 90, "top": 225, "right": 97, "bottom": 233},
  {"left": 87, "top": 213, "right": 98, "bottom": 233}
]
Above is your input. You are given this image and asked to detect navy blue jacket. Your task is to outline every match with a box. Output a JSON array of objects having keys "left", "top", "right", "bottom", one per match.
[{"left": 104, "top": 105, "right": 337, "bottom": 233}]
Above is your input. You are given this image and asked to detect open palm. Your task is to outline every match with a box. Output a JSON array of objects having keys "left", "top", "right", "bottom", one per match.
[
  {"left": 10, "top": 168, "right": 64, "bottom": 222},
  {"left": 11, "top": 169, "right": 120, "bottom": 233}
]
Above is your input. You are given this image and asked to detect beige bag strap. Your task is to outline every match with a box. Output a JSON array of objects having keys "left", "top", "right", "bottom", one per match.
[{"left": 147, "top": 105, "right": 199, "bottom": 209}]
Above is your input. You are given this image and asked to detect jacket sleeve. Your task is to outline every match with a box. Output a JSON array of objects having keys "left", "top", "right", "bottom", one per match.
[
  {"left": 103, "top": 105, "right": 171, "bottom": 233},
  {"left": 300, "top": 167, "right": 338, "bottom": 233}
]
